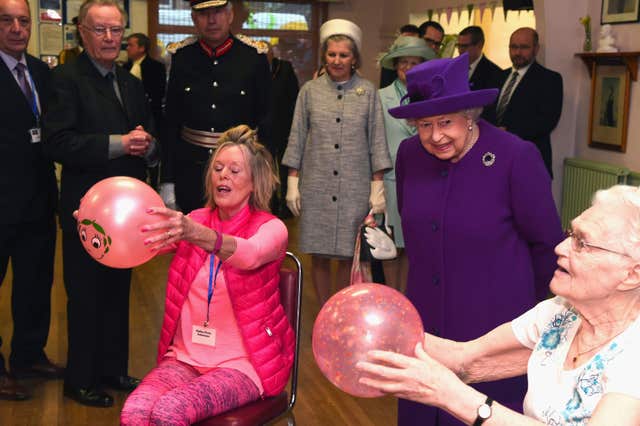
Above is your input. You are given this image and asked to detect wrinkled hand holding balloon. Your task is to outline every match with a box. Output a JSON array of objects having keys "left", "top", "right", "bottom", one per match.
[
  {"left": 312, "top": 283, "right": 424, "bottom": 397},
  {"left": 77, "top": 176, "right": 166, "bottom": 268}
]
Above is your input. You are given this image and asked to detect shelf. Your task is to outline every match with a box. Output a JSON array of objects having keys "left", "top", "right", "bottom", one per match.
[{"left": 575, "top": 51, "right": 640, "bottom": 80}]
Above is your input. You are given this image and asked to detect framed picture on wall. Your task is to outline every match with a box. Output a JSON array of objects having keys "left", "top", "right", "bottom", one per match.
[
  {"left": 63, "top": 0, "right": 129, "bottom": 27},
  {"left": 601, "top": 0, "right": 640, "bottom": 24},
  {"left": 588, "top": 64, "right": 630, "bottom": 152}
]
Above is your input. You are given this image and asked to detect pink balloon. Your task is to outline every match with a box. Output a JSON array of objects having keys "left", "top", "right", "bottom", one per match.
[
  {"left": 77, "top": 176, "right": 165, "bottom": 268},
  {"left": 312, "top": 283, "right": 424, "bottom": 398}
]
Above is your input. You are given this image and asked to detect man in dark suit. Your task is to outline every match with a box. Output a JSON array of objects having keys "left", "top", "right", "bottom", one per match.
[
  {"left": 457, "top": 26, "right": 502, "bottom": 91},
  {"left": 44, "top": 0, "right": 157, "bottom": 408},
  {"left": 160, "top": 0, "right": 271, "bottom": 213},
  {"left": 0, "top": 0, "right": 63, "bottom": 401},
  {"left": 124, "top": 32, "right": 166, "bottom": 188},
  {"left": 264, "top": 43, "right": 298, "bottom": 217},
  {"left": 484, "top": 27, "right": 563, "bottom": 177}
]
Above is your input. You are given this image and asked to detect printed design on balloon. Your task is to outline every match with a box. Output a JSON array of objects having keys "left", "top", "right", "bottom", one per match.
[{"left": 78, "top": 219, "right": 113, "bottom": 260}]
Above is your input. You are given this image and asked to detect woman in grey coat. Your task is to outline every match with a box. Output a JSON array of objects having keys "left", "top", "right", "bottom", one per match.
[{"left": 282, "top": 19, "right": 392, "bottom": 306}]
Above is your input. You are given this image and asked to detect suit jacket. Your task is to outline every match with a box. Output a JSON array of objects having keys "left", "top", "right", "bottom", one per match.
[
  {"left": 0, "top": 54, "right": 57, "bottom": 224},
  {"left": 43, "top": 52, "right": 154, "bottom": 231},
  {"left": 483, "top": 61, "right": 563, "bottom": 176},
  {"left": 124, "top": 55, "right": 166, "bottom": 126},
  {"left": 469, "top": 55, "right": 502, "bottom": 91},
  {"left": 269, "top": 57, "right": 298, "bottom": 157}
]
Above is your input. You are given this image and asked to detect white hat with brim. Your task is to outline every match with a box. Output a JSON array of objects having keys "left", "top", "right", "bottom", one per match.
[
  {"left": 379, "top": 36, "right": 436, "bottom": 70},
  {"left": 319, "top": 19, "right": 362, "bottom": 52}
]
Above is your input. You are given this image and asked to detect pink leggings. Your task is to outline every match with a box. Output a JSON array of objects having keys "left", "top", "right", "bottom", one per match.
[{"left": 120, "top": 358, "right": 260, "bottom": 426}]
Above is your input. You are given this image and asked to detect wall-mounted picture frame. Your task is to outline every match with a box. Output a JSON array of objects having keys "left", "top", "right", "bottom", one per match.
[
  {"left": 39, "top": 0, "right": 62, "bottom": 22},
  {"left": 588, "top": 64, "right": 630, "bottom": 152},
  {"left": 601, "top": 0, "right": 640, "bottom": 24}
]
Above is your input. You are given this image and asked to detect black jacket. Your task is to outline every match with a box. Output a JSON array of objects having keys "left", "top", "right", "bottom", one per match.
[{"left": 0, "top": 54, "right": 57, "bottom": 224}]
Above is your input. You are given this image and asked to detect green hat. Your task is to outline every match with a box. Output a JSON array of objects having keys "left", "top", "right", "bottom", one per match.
[{"left": 379, "top": 36, "right": 435, "bottom": 70}]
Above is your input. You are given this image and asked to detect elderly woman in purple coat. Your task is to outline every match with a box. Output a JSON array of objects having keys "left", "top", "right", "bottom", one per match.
[{"left": 376, "top": 53, "right": 563, "bottom": 426}]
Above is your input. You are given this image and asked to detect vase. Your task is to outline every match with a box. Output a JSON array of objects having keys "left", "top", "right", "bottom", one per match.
[{"left": 583, "top": 29, "right": 592, "bottom": 52}]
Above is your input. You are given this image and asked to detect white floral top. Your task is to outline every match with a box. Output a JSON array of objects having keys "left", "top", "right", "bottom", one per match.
[{"left": 511, "top": 296, "right": 640, "bottom": 425}]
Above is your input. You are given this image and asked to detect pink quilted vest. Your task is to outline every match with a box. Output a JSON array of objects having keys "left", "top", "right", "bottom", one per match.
[{"left": 156, "top": 206, "right": 295, "bottom": 396}]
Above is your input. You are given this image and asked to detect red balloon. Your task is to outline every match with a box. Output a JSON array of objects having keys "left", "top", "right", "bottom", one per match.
[
  {"left": 312, "top": 283, "right": 424, "bottom": 398},
  {"left": 77, "top": 176, "right": 165, "bottom": 268}
]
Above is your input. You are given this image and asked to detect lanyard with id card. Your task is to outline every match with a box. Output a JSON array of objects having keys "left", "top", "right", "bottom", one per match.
[
  {"left": 25, "top": 70, "right": 41, "bottom": 143},
  {"left": 192, "top": 255, "right": 222, "bottom": 347}
]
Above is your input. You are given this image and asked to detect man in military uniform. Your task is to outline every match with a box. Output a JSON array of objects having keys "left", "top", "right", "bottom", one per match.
[{"left": 160, "top": 0, "right": 272, "bottom": 213}]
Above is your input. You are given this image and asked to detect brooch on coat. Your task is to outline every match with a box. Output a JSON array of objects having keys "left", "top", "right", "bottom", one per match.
[
  {"left": 356, "top": 87, "right": 365, "bottom": 96},
  {"left": 482, "top": 152, "right": 496, "bottom": 167}
]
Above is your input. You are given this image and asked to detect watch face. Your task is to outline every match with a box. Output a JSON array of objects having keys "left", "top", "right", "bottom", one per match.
[{"left": 478, "top": 403, "right": 492, "bottom": 419}]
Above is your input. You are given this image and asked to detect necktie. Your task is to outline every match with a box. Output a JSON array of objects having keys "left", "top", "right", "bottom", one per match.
[
  {"left": 106, "top": 71, "right": 123, "bottom": 106},
  {"left": 15, "top": 63, "right": 34, "bottom": 106},
  {"left": 495, "top": 71, "right": 518, "bottom": 125}
]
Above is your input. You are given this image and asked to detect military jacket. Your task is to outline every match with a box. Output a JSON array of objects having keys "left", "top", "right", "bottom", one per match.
[{"left": 162, "top": 35, "right": 271, "bottom": 212}]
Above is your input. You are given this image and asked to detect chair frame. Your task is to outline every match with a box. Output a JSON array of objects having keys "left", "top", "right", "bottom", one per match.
[{"left": 196, "top": 251, "right": 303, "bottom": 426}]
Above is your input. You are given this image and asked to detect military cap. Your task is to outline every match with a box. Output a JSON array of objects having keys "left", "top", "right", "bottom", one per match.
[{"left": 185, "top": 0, "right": 228, "bottom": 10}]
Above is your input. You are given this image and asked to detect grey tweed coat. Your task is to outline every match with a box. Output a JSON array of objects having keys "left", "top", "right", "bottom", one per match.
[{"left": 282, "top": 73, "right": 392, "bottom": 257}]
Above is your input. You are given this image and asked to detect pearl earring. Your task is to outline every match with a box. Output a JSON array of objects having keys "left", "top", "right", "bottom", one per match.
[{"left": 467, "top": 122, "right": 473, "bottom": 131}]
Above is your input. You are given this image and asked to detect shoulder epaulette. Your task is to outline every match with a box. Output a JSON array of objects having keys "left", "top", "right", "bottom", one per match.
[
  {"left": 235, "top": 34, "right": 269, "bottom": 54},
  {"left": 166, "top": 36, "right": 198, "bottom": 55}
]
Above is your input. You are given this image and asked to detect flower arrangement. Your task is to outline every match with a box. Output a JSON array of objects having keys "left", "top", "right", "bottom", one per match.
[{"left": 580, "top": 15, "right": 592, "bottom": 52}]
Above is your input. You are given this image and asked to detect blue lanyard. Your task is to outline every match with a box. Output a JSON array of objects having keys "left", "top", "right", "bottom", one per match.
[
  {"left": 25, "top": 71, "right": 40, "bottom": 122},
  {"left": 205, "top": 254, "right": 222, "bottom": 326}
]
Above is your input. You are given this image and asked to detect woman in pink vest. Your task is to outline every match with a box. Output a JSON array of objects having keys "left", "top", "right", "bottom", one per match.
[{"left": 120, "top": 125, "right": 294, "bottom": 426}]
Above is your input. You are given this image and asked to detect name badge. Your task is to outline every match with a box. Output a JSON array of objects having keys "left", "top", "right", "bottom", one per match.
[
  {"left": 29, "top": 128, "right": 41, "bottom": 143},
  {"left": 192, "top": 325, "right": 216, "bottom": 346}
]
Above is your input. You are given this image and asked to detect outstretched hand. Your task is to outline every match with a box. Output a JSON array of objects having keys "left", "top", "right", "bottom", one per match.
[
  {"left": 356, "top": 341, "right": 465, "bottom": 409},
  {"left": 141, "top": 206, "right": 192, "bottom": 251}
]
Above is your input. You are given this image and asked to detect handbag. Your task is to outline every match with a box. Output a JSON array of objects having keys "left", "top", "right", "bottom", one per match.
[{"left": 360, "top": 211, "right": 398, "bottom": 261}]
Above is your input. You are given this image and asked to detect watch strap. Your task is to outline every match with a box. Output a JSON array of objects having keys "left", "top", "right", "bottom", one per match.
[{"left": 472, "top": 396, "right": 493, "bottom": 426}]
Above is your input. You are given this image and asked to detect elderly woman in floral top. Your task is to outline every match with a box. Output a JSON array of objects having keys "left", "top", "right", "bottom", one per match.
[{"left": 357, "top": 184, "right": 640, "bottom": 426}]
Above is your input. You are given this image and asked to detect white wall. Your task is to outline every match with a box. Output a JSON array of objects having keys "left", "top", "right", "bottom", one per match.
[{"left": 573, "top": 0, "right": 640, "bottom": 173}]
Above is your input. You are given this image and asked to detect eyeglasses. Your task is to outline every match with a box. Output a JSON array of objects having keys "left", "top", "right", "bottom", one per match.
[
  {"left": 564, "top": 229, "right": 630, "bottom": 258},
  {"left": 455, "top": 42, "right": 475, "bottom": 49},
  {"left": 424, "top": 37, "right": 442, "bottom": 48},
  {"left": 0, "top": 15, "right": 30, "bottom": 28},
  {"left": 82, "top": 25, "right": 124, "bottom": 37}
]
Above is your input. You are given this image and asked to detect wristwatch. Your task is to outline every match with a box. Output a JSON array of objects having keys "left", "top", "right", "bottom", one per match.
[{"left": 473, "top": 396, "right": 493, "bottom": 426}]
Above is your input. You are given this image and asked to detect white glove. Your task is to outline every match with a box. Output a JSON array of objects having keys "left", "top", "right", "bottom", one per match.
[
  {"left": 286, "top": 176, "right": 301, "bottom": 217},
  {"left": 363, "top": 226, "right": 397, "bottom": 260},
  {"left": 369, "top": 180, "right": 386, "bottom": 214},
  {"left": 159, "top": 182, "right": 177, "bottom": 210}
]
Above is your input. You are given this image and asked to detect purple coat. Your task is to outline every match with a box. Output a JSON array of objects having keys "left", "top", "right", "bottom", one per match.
[{"left": 396, "top": 120, "right": 563, "bottom": 426}]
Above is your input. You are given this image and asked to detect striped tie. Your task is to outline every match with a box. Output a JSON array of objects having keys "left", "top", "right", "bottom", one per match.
[{"left": 496, "top": 71, "right": 518, "bottom": 125}]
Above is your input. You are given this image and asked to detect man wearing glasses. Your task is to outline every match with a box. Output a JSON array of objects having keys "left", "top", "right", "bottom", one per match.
[
  {"left": 418, "top": 20, "right": 444, "bottom": 56},
  {"left": 44, "top": 0, "right": 157, "bottom": 408},
  {"left": 457, "top": 26, "right": 502, "bottom": 91},
  {"left": 0, "top": 0, "right": 62, "bottom": 402}
]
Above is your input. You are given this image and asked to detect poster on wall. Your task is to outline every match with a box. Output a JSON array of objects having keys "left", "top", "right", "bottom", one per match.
[
  {"left": 63, "top": 0, "right": 129, "bottom": 27},
  {"left": 602, "top": 0, "right": 640, "bottom": 24},
  {"left": 39, "top": 0, "right": 62, "bottom": 22},
  {"left": 39, "top": 22, "right": 63, "bottom": 55},
  {"left": 63, "top": 0, "right": 83, "bottom": 23}
]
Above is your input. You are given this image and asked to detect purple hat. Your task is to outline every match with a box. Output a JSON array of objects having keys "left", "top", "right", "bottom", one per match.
[{"left": 389, "top": 53, "right": 498, "bottom": 119}]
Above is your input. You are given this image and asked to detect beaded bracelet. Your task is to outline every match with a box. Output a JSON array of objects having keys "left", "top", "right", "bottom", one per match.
[{"left": 212, "top": 229, "right": 223, "bottom": 254}]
